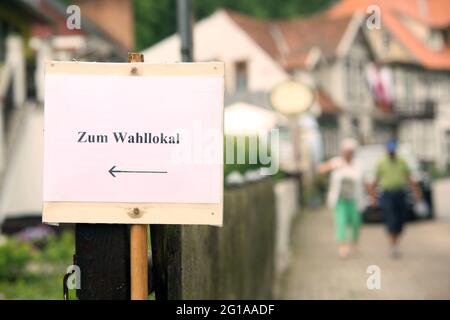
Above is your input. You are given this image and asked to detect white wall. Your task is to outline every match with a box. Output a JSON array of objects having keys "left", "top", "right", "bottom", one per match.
[
  {"left": 143, "top": 10, "right": 288, "bottom": 93},
  {"left": 432, "top": 178, "right": 450, "bottom": 220},
  {"left": 0, "top": 108, "right": 43, "bottom": 224},
  {"left": 0, "top": 35, "right": 26, "bottom": 175},
  {"left": 399, "top": 119, "right": 435, "bottom": 162},
  {"left": 393, "top": 64, "right": 450, "bottom": 167}
]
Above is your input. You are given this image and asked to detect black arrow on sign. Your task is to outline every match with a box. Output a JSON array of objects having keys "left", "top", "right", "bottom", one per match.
[{"left": 108, "top": 165, "right": 167, "bottom": 177}]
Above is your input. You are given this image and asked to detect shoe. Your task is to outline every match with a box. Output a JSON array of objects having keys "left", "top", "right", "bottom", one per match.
[
  {"left": 338, "top": 245, "right": 349, "bottom": 259},
  {"left": 350, "top": 245, "right": 359, "bottom": 257},
  {"left": 390, "top": 246, "right": 401, "bottom": 259}
]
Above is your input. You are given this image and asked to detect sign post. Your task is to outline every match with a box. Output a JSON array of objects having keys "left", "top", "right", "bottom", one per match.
[{"left": 127, "top": 53, "right": 148, "bottom": 300}]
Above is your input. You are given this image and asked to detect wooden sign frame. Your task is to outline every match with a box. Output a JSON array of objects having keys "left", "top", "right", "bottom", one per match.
[{"left": 43, "top": 61, "right": 224, "bottom": 226}]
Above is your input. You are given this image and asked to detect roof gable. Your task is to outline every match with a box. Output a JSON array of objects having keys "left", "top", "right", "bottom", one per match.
[
  {"left": 224, "top": 10, "right": 281, "bottom": 59},
  {"left": 328, "top": 0, "right": 450, "bottom": 69},
  {"left": 223, "top": 9, "right": 353, "bottom": 70}
]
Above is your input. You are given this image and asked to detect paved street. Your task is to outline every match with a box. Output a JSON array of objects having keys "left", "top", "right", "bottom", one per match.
[{"left": 280, "top": 209, "right": 450, "bottom": 299}]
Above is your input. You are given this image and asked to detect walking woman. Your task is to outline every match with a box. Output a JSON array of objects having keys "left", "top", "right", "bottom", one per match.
[{"left": 319, "top": 139, "right": 365, "bottom": 258}]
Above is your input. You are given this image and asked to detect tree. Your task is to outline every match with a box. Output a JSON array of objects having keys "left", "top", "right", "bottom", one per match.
[
  {"left": 134, "top": 0, "right": 338, "bottom": 50},
  {"left": 134, "top": 0, "right": 177, "bottom": 51}
]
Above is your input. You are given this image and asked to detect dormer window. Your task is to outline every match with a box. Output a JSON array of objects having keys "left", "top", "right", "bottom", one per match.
[
  {"left": 382, "top": 30, "right": 391, "bottom": 51},
  {"left": 427, "top": 29, "right": 444, "bottom": 51},
  {"left": 235, "top": 61, "right": 248, "bottom": 93},
  {"left": 443, "top": 28, "right": 450, "bottom": 46}
]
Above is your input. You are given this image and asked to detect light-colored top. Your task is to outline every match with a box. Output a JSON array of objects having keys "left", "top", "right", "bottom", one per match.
[
  {"left": 327, "top": 161, "right": 365, "bottom": 212},
  {"left": 376, "top": 155, "right": 411, "bottom": 191}
]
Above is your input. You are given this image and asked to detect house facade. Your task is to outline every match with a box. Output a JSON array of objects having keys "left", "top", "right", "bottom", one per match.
[
  {"left": 0, "top": 0, "right": 134, "bottom": 225},
  {"left": 144, "top": 1, "right": 450, "bottom": 169},
  {"left": 143, "top": 9, "right": 289, "bottom": 93},
  {"left": 330, "top": 0, "right": 450, "bottom": 170},
  {"left": 282, "top": 13, "right": 393, "bottom": 158},
  {"left": 143, "top": 8, "right": 389, "bottom": 161}
]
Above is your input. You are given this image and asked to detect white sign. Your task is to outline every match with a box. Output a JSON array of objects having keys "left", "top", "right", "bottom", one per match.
[{"left": 43, "top": 61, "right": 224, "bottom": 225}]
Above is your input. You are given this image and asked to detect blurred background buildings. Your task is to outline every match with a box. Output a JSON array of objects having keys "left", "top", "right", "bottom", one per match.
[{"left": 0, "top": 0, "right": 449, "bottom": 299}]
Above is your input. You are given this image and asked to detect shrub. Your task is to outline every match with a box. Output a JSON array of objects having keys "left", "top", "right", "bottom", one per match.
[
  {"left": 0, "top": 237, "right": 35, "bottom": 281},
  {"left": 38, "top": 231, "right": 74, "bottom": 264}
]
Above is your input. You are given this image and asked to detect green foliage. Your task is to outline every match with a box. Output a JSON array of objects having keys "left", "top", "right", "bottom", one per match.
[
  {"left": 0, "top": 273, "right": 66, "bottom": 300},
  {"left": 38, "top": 231, "right": 74, "bottom": 264},
  {"left": 194, "top": 0, "right": 337, "bottom": 19},
  {"left": 134, "top": 0, "right": 338, "bottom": 50},
  {"left": 0, "top": 230, "right": 75, "bottom": 299},
  {"left": 134, "top": 0, "right": 177, "bottom": 51},
  {"left": 0, "top": 237, "right": 35, "bottom": 281}
]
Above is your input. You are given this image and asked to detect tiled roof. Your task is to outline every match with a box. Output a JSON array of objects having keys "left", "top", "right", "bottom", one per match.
[
  {"left": 327, "top": 0, "right": 450, "bottom": 69},
  {"left": 225, "top": 10, "right": 281, "bottom": 58},
  {"left": 277, "top": 14, "right": 352, "bottom": 69},
  {"left": 224, "top": 9, "right": 352, "bottom": 69},
  {"left": 224, "top": 9, "right": 346, "bottom": 111},
  {"left": 328, "top": 0, "right": 450, "bottom": 28},
  {"left": 30, "top": 0, "right": 128, "bottom": 57}
]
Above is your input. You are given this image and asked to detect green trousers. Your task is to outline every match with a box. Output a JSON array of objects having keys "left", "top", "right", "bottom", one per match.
[{"left": 334, "top": 199, "right": 361, "bottom": 243}]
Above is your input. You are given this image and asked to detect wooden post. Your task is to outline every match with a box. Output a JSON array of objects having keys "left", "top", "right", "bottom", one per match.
[
  {"left": 130, "top": 224, "right": 148, "bottom": 299},
  {"left": 150, "top": 225, "right": 182, "bottom": 299},
  {"left": 128, "top": 53, "right": 149, "bottom": 300},
  {"left": 146, "top": 1, "right": 195, "bottom": 300},
  {"left": 75, "top": 224, "right": 130, "bottom": 299}
]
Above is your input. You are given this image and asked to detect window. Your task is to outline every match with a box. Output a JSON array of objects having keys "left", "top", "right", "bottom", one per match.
[
  {"left": 403, "top": 68, "right": 414, "bottom": 111},
  {"left": 444, "top": 29, "right": 450, "bottom": 46},
  {"left": 382, "top": 30, "right": 391, "bottom": 52},
  {"left": 235, "top": 61, "right": 248, "bottom": 93},
  {"left": 446, "top": 130, "right": 450, "bottom": 155},
  {"left": 427, "top": 29, "right": 444, "bottom": 51},
  {"left": 447, "top": 73, "right": 450, "bottom": 100},
  {"left": 345, "top": 59, "right": 353, "bottom": 100},
  {"left": 357, "top": 62, "right": 365, "bottom": 101},
  {"left": 351, "top": 117, "right": 360, "bottom": 140},
  {"left": 345, "top": 58, "right": 367, "bottom": 104},
  {"left": 0, "top": 21, "right": 10, "bottom": 61}
]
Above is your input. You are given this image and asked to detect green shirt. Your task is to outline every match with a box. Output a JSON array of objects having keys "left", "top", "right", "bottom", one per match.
[{"left": 376, "top": 156, "right": 411, "bottom": 191}]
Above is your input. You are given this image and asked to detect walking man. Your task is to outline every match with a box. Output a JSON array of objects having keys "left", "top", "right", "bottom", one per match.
[{"left": 370, "top": 140, "right": 422, "bottom": 258}]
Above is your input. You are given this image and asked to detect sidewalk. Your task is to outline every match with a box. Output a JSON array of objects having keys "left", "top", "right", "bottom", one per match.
[{"left": 279, "top": 208, "right": 450, "bottom": 299}]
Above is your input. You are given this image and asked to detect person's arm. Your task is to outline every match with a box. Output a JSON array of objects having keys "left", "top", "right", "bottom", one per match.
[
  {"left": 404, "top": 159, "right": 422, "bottom": 202},
  {"left": 369, "top": 161, "right": 381, "bottom": 208},
  {"left": 368, "top": 178, "right": 379, "bottom": 208},
  {"left": 409, "top": 178, "right": 423, "bottom": 202},
  {"left": 356, "top": 169, "right": 367, "bottom": 213},
  {"left": 316, "top": 157, "right": 341, "bottom": 175},
  {"left": 317, "top": 161, "right": 333, "bottom": 175}
]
